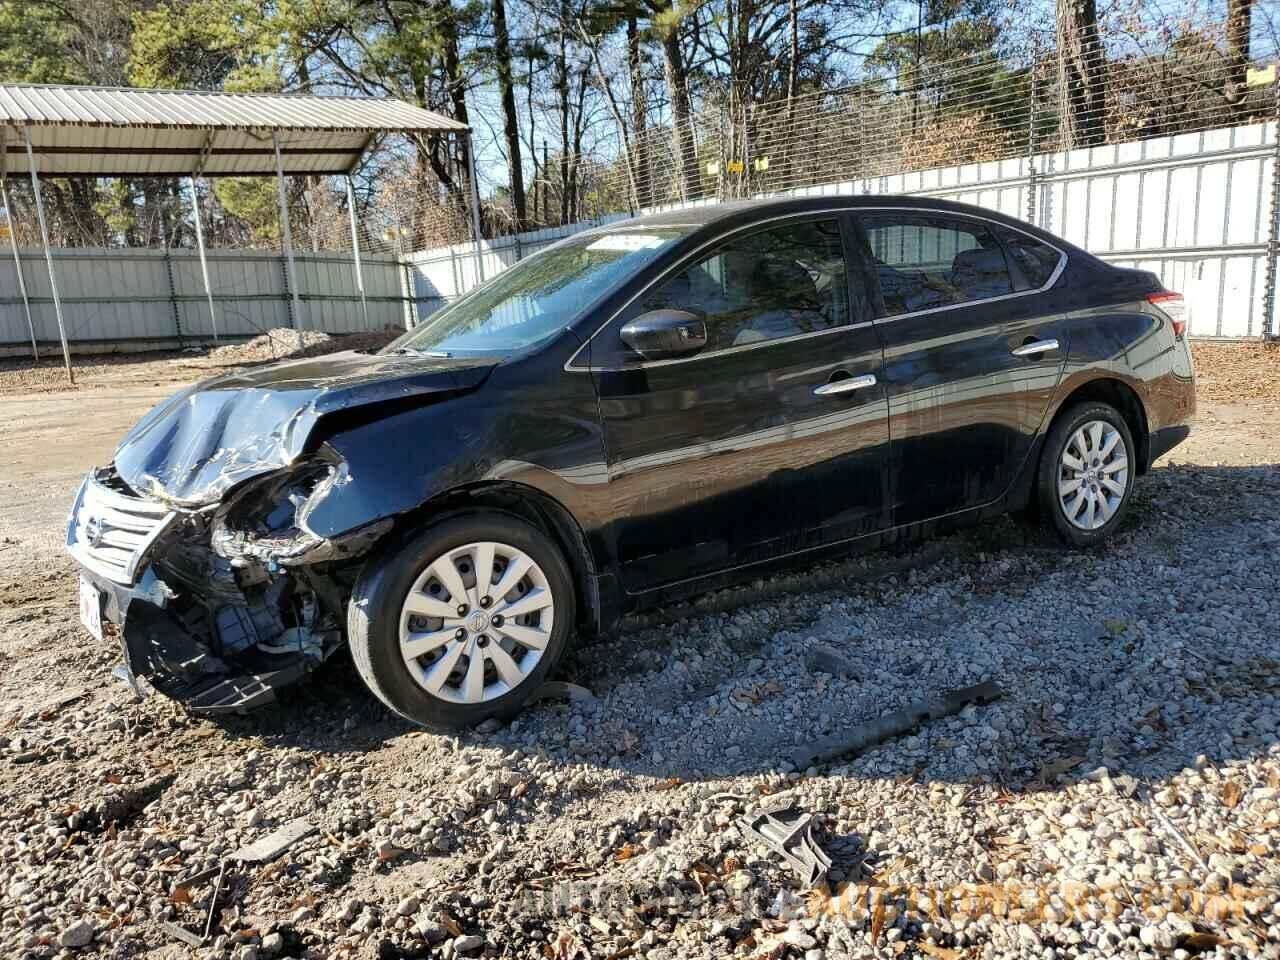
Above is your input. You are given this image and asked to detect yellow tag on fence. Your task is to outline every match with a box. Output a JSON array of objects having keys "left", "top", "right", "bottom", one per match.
[
  {"left": 1247, "top": 64, "right": 1276, "bottom": 87},
  {"left": 726, "top": 160, "right": 744, "bottom": 174}
]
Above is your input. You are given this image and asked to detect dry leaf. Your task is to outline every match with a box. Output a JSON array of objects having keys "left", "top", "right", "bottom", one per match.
[
  {"left": 588, "top": 917, "right": 611, "bottom": 935},
  {"left": 1221, "top": 781, "right": 1243, "bottom": 808},
  {"left": 870, "top": 900, "right": 886, "bottom": 943},
  {"left": 614, "top": 843, "right": 639, "bottom": 861},
  {"left": 1038, "top": 756, "right": 1085, "bottom": 782},
  {"left": 440, "top": 913, "right": 464, "bottom": 938},
  {"left": 170, "top": 885, "right": 193, "bottom": 906},
  {"left": 920, "top": 944, "right": 962, "bottom": 960},
  {"left": 104, "top": 773, "right": 123, "bottom": 785},
  {"left": 377, "top": 844, "right": 405, "bottom": 862},
  {"left": 1176, "top": 931, "right": 1229, "bottom": 951},
  {"left": 654, "top": 777, "right": 682, "bottom": 791}
]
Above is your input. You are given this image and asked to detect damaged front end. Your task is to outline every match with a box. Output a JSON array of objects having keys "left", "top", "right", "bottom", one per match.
[{"left": 68, "top": 459, "right": 386, "bottom": 714}]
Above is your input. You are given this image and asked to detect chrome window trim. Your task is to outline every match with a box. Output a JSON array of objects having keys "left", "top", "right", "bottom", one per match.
[{"left": 563, "top": 205, "right": 1068, "bottom": 373}]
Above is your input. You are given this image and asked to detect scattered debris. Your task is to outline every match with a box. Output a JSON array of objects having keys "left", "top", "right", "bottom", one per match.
[
  {"left": 804, "top": 643, "right": 861, "bottom": 680},
  {"left": 737, "top": 803, "right": 831, "bottom": 888},
  {"left": 162, "top": 859, "right": 228, "bottom": 947},
  {"left": 791, "top": 680, "right": 1004, "bottom": 769},
  {"left": 231, "top": 818, "right": 317, "bottom": 863},
  {"left": 528, "top": 681, "right": 597, "bottom": 704}
]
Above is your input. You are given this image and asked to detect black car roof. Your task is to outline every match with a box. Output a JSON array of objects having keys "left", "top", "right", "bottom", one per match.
[
  {"left": 597, "top": 194, "right": 1037, "bottom": 232},
  {"left": 587, "top": 194, "right": 1091, "bottom": 261}
]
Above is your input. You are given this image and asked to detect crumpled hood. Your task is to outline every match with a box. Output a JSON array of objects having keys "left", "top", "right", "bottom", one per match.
[{"left": 114, "top": 350, "right": 496, "bottom": 507}]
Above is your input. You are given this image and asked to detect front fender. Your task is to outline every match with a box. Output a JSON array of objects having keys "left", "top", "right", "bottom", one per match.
[{"left": 299, "top": 373, "right": 610, "bottom": 551}]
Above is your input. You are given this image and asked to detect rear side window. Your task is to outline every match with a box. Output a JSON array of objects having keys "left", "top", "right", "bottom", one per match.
[
  {"left": 858, "top": 213, "right": 1013, "bottom": 316},
  {"left": 996, "top": 228, "right": 1063, "bottom": 288}
]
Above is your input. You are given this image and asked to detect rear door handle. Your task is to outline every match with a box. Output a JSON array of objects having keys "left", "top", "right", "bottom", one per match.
[
  {"left": 1011, "top": 338, "right": 1060, "bottom": 357},
  {"left": 813, "top": 373, "right": 877, "bottom": 396}
]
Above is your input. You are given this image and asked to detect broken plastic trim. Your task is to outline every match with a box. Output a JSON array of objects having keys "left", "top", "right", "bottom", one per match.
[{"left": 738, "top": 803, "right": 832, "bottom": 889}]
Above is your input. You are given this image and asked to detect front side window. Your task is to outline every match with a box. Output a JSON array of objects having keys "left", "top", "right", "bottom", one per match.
[
  {"left": 638, "top": 219, "right": 852, "bottom": 351},
  {"left": 859, "top": 214, "right": 1013, "bottom": 316},
  {"left": 388, "top": 228, "right": 691, "bottom": 357}
]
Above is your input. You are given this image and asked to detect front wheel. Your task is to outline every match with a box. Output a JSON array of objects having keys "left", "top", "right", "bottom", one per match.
[
  {"left": 348, "top": 513, "right": 575, "bottom": 730},
  {"left": 1036, "top": 402, "right": 1137, "bottom": 548}
]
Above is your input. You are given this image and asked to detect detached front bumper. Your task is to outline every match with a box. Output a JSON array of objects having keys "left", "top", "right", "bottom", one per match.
[{"left": 68, "top": 469, "right": 337, "bottom": 714}]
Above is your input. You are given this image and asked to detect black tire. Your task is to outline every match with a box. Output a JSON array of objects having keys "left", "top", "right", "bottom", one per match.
[
  {"left": 347, "top": 512, "right": 575, "bottom": 730},
  {"left": 1037, "top": 401, "right": 1137, "bottom": 548}
]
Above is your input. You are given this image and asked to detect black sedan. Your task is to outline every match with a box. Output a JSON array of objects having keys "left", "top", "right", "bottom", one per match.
[{"left": 67, "top": 196, "right": 1196, "bottom": 729}]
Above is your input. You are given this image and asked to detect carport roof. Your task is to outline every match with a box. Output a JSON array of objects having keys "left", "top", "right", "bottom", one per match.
[{"left": 0, "top": 83, "right": 468, "bottom": 177}]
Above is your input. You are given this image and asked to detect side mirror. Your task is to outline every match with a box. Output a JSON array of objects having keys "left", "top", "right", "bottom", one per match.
[{"left": 620, "top": 309, "right": 707, "bottom": 360}]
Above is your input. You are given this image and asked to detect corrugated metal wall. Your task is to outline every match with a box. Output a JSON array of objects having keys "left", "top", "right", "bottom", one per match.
[
  {"left": 0, "top": 248, "right": 410, "bottom": 352},
  {"left": 405, "top": 119, "right": 1279, "bottom": 338}
]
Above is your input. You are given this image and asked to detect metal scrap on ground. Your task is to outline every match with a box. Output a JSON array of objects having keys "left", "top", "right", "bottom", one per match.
[
  {"left": 230, "top": 818, "right": 317, "bottom": 863},
  {"left": 737, "top": 803, "right": 832, "bottom": 889},
  {"left": 791, "top": 680, "right": 1004, "bottom": 770}
]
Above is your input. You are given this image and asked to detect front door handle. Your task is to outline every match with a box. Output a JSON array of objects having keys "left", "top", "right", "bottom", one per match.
[
  {"left": 813, "top": 373, "right": 877, "bottom": 397},
  {"left": 1011, "top": 338, "right": 1060, "bottom": 357}
]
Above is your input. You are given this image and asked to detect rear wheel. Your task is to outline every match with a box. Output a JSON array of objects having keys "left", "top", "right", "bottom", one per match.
[
  {"left": 348, "top": 513, "right": 575, "bottom": 730},
  {"left": 1037, "top": 402, "right": 1136, "bottom": 547}
]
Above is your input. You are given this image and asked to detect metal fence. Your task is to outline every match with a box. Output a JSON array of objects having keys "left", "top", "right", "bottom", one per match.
[
  {"left": 405, "top": 34, "right": 1280, "bottom": 338},
  {"left": 0, "top": 247, "right": 411, "bottom": 355},
  {"left": 405, "top": 117, "right": 1279, "bottom": 338}
]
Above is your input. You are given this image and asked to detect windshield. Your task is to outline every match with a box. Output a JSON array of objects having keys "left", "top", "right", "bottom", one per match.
[{"left": 387, "top": 228, "right": 692, "bottom": 357}]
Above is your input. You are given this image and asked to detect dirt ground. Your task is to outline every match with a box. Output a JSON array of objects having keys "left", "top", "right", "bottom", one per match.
[{"left": 1, "top": 341, "right": 1278, "bottom": 959}]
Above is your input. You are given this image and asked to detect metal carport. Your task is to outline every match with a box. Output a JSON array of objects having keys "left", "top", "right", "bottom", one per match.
[{"left": 0, "top": 83, "right": 477, "bottom": 381}]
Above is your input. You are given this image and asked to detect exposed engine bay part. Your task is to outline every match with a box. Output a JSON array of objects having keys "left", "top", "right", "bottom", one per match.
[
  {"left": 89, "top": 484, "right": 352, "bottom": 713},
  {"left": 209, "top": 454, "right": 392, "bottom": 568}
]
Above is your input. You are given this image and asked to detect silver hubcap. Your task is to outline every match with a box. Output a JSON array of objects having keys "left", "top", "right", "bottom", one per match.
[
  {"left": 1059, "top": 420, "right": 1129, "bottom": 530},
  {"left": 398, "top": 541, "right": 555, "bottom": 704}
]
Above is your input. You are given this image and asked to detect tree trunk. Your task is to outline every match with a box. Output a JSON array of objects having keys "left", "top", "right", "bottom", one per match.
[
  {"left": 492, "top": 0, "right": 526, "bottom": 231},
  {"left": 1225, "top": 0, "right": 1253, "bottom": 106},
  {"left": 786, "top": 0, "right": 798, "bottom": 109},
  {"left": 557, "top": 0, "right": 570, "bottom": 225},
  {"left": 440, "top": 0, "right": 474, "bottom": 235},
  {"left": 628, "top": 15, "right": 650, "bottom": 209},
  {"left": 658, "top": 21, "right": 698, "bottom": 201},
  {"left": 1055, "top": 0, "right": 1106, "bottom": 148}
]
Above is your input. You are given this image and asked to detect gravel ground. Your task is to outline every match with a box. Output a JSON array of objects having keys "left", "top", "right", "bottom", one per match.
[{"left": 1, "top": 349, "right": 1278, "bottom": 960}]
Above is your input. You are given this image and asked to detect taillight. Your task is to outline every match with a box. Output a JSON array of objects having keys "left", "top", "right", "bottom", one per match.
[{"left": 1147, "top": 292, "right": 1186, "bottom": 338}]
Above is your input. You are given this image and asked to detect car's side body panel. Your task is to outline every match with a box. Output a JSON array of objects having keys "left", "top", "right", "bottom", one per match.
[{"left": 299, "top": 198, "right": 1196, "bottom": 626}]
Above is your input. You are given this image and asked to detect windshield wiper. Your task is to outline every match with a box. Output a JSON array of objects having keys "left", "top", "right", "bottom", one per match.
[{"left": 393, "top": 347, "right": 453, "bottom": 358}]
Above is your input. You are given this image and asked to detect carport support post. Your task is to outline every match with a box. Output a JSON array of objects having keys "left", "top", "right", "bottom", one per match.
[
  {"left": 23, "top": 126, "right": 72, "bottom": 384},
  {"left": 344, "top": 176, "right": 370, "bottom": 329},
  {"left": 187, "top": 176, "right": 219, "bottom": 342},
  {"left": 0, "top": 133, "right": 38, "bottom": 360},
  {"left": 272, "top": 130, "right": 305, "bottom": 352},
  {"left": 465, "top": 131, "right": 486, "bottom": 283}
]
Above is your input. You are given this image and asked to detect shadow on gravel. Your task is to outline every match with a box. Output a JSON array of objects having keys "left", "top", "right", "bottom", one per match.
[{"left": 198, "top": 462, "right": 1280, "bottom": 798}]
